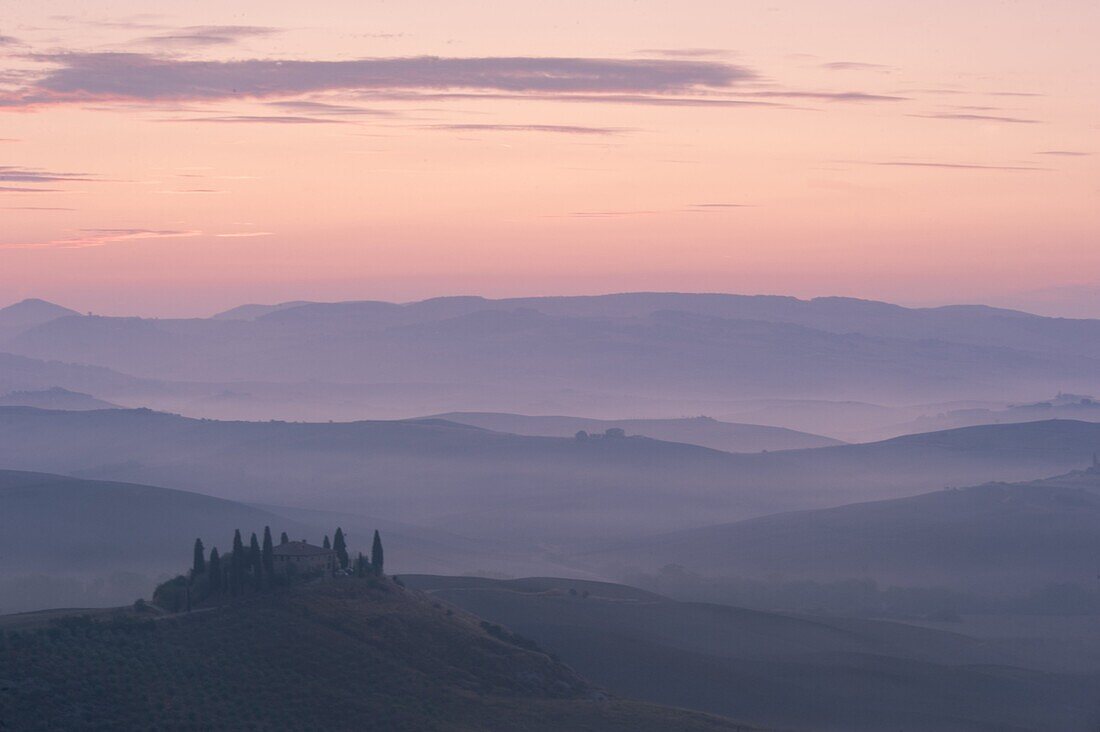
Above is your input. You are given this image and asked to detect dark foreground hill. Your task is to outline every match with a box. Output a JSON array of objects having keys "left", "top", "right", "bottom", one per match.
[
  {"left": 0, "top": 580, "right": 748, "bottom": 732},
  {"left": 581, "top": 467, "right": 1100, "bottom": 595},
  {"left": 405, "top": 576, "right": 1100, "bottom": 732}
]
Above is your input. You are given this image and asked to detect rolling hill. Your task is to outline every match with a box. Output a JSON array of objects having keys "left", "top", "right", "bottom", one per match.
[
  {"left": 0, "top": 579, "right": 749, "bottom": 731},
  {"left": 0, "top": 408, "right": 1099, "bottom": 543},
  {"left": 406, "top": 575, "right": 1100, "bottom": 731},
  {"left": 0, "top": 298, "right": 77, "bottom": 341},
  {"left": 580, "top": 467, "right": 1100, "bottom": 594},
  {"left": 0, "top": 469, "right": 535, "bottom": 613},
  {"left": 0, "top": 387, "right": 118, "bottom": 410},
  {"left": 428, "top": 412, "right": 844, "bottom": 452}
]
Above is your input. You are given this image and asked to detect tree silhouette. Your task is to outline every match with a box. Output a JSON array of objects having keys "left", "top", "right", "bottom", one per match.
[
  {"left": 231, "top": 530, "right": 245, "bottom": 596},
  {"left": 323, "top": 535, "right": 331, "bottom": 550},
  {"left": 355, "top": 552, "right": 366, "bottom": 578},
  {"left": 371, "top": 530, "right": 384, "bottom": 576},
  {"left": 192, "top": 538, "right": 205, "bottom": 576},
  {"left": 208, "top": 548, "right": 221, "bottom": 592},
  {"left": 249, "top": 533, "right": 262, "bottom": 589},
  {"left": 262, "top": 526, "right": 275, "bottom": 575},
  {"left": 280, "top": 531, "right": 289, "bottom": 545},
  {"left": 333, "top": 527, "right": 349, "bottom": 570}
]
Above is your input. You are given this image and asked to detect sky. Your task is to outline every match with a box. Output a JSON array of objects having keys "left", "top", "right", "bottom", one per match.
[{"left": 1, "top": 1, "right": 1098, "bottom": 317}]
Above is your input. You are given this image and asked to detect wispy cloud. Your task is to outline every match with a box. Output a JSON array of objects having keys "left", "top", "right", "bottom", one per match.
[
  {"left": 2, "top": 205, "right": 77, "bottom": 210},
  {"left": 355, "top": 90, "right": 781, "bottom": 108},
  {"left": 638, "top": 49, "right": 729, "bottom": 58},
  {"left": 0, "top": 185, "right": 62, "bottom": 193},
  {"left": 137, "top": 25, "right": 278, "bottom": 48},
  {"left": 214, "top": 231, "right": 273, "bottom": 238},
  {"left": 562, "top": 210, "right": 659, "bottom": 218},
  {"left": 158, "top": 114, "right": 351, "bottom": 124},
  {"left": 426, "top": 123, "right": 628, "bottom": 135},
  {"left": 0, "top": 34, "right": 22, "bottom": 46},
  {"left": 911, "top": 113, "right": 1042, "bottom": 124},
  {"left": 0, "top": 165, "right": 94, "bottom": 183},
  {"left": 821, "top": 61, "right": 893, "bottom": 72},
  {"left": 1036, "top": 150, "right": 1091, "bottom": 156},
  {"left": 876, "top": 161, "right": 1046, "bottom": 171},
  {"left": 746, "top": 90, "right": 908, "bottom": 102},
  {"left": 265, "top": 100, "right": 394, "bottom": 117},
  {"left": 0, "top": 228, "right": 200, "bottom": 249}
]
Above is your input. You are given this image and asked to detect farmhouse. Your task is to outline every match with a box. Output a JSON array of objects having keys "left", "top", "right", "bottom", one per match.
[{"left": 273, "top": 540, "right": 337, "bottom": 575}]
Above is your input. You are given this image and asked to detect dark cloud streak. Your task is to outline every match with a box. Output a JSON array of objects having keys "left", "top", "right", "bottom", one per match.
[{"left": 5, "top": 53, "right": 753, "bottom": 109}]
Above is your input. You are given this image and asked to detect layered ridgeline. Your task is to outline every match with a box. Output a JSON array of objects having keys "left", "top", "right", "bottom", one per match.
[
  {"left": 405, "top": 576, "right": 1100, "bottom": 732},
  {"left": 425, "top": 412, "right": 844, "bottom": 452},
  {"left": 0, "top": 577, "right": 749, "bottom": 730},
  {"left": 1, "top": 407, "right": 1099, "bottom": 542},
  {"left": 580, "top": 466, "right": 1100, "bottom": 602},
  {"left": 4, "top": 294, "right": 1100, "bottom": 419}
]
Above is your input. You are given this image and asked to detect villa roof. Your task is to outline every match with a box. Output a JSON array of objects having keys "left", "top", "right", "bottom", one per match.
[{"left": 273, "top": 541, "right": 335, "bottom": 557}]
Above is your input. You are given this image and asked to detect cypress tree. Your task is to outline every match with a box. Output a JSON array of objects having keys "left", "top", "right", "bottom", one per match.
[
  {"left": 192, "top": 538, "right": 206, "bottom": 576},
  {"left": 280, "top": 531, "right": 289, "bottom": 545},
  {"left": 355, "top": 552, "right": 366, "bottom": 578},
  {"left": 371, "top": 530, "right": 384, "bottom": 576},
  {"left": 323, "top": 535, "right": 331, "bottom": 550},
  {"left": 333, "top": 527, "right": 349, "bottom": 569},
  {"left": 208, "top": 548, "right": 221, "bottom": 592},
  {"left": 231, "top": 529, "right": 245, "bottom": 596},
  {"left": 249, "top": 532, "right": 262, "bottom": 589},
  {"left": 262, "top": 526, "right": 275, "bottom": 575}
]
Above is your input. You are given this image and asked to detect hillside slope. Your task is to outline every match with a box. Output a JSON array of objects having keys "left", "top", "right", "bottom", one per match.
[
  {"left": 406, "top": 575, "right": 1100, "bottom": 732},
  {"left": 0, "top": 580, "right": 749, "bottom": 731},
  {"left": 0, "top": 387, "right": 118, "bottom": 410},
  {"left": 581, "top": 467, "right": 1100, "bottom": 593},
  {"left": 0, "top": 469, "right": 533, "bottom": 613},
  {"left": 0, "top": 298, "right": 77, "bottom": 341}
]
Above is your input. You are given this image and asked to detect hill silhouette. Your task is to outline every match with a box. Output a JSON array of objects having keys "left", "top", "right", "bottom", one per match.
[
  {"left": 0, "top": 469, "right": 532, "bottom": 613},
  {"left": 581, "top": 467, "right": 1100, "bottom": 594},
  {"left": 405, "top": 575, "right": 1100, "bottom": 731},
  {"left": 1, "top": 408, "right": 1099, "bottom": 542},
  {"left": 0, "top": 579, "right": 750, "bottom": 731},
  {"left": 0, "top": 298, "right": 76, "bottom": 341},
  {"left": 0, "top": 387, "right": 118, "bottom": 410},
  {"left": 6, "top": 293, "right": 1100, "bottom": 410},
  {"left": 428, "top": 412, "right": 844, "bottom": 452}
]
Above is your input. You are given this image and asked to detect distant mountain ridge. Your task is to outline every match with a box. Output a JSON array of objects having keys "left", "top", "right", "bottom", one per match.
[
  {"left": 0, "top": 298, "right": 77, "bottom": 341},
  {"left": 4, "top": 293, "right": 1100, "bottom": 408}
]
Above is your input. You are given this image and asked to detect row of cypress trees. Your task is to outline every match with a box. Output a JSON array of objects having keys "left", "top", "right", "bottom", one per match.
[{"left": 191, "top": 526, "right": 384, "bottom": 598}]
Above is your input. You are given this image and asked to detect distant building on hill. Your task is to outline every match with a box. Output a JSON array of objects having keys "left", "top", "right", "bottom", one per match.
[{"left": 273, "top": 540, "right": 337, "bottom": 575}]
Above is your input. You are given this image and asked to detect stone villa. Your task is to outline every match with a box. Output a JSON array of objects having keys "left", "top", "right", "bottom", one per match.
[{"left": 272, "top": 540, "right": 337, "bottom": 574}]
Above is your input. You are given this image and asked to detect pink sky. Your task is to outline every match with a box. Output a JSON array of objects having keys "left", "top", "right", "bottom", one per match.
[{"left": 1, "top": 1, "right": 1097, "bottom": 316}]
